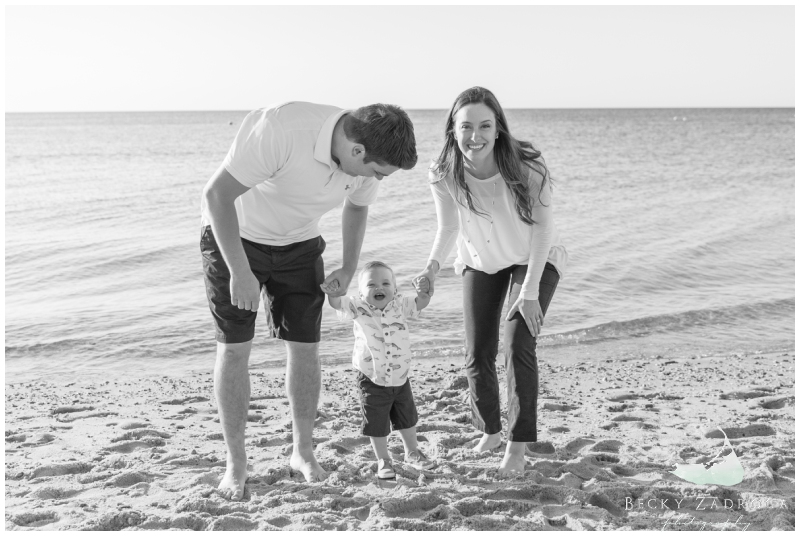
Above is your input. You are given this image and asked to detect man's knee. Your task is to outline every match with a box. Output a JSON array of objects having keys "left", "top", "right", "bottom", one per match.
[
  {"left": 285, "top": 341, "right": 320, "bottom": 364},
  {"left": 216, "top": 341, "right": 252, "bottom": 363}
]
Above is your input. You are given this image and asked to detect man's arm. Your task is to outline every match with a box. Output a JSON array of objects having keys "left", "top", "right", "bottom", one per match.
[
  {"left": 321, "top": 198, "right": 368, "bottom": 297},
  {"left": 202, "top": 166, "right": 260, "bottom": 312}
]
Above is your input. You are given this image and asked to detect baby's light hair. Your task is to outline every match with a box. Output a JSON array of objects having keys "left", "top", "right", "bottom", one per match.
[{"left": 359, "top": 261, "right": 395, "bottom": 283}]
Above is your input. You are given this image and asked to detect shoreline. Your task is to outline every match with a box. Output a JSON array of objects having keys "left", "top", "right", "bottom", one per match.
[{"left": 5, "top": 349, "right": 795, "bottom": 530}]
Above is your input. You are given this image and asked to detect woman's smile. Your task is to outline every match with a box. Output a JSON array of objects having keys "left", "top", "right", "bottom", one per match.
[{"left": 454, "top": 102, "right": 498, "bottom": 165}]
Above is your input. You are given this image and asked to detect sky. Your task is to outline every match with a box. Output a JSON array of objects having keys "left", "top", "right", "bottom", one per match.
[{"left": 4, "top": 4, "right": 795, "bottom": 111}]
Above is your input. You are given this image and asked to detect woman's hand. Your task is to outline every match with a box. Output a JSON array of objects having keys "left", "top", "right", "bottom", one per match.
[
  {"left": 506, "top": 297, "right": 544, "bottom": 337},
  {"left": 412, "top": 261, "right": 439, "bottom": 297}
]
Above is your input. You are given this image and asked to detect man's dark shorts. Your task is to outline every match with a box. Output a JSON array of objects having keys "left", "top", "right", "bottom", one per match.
[
  {"left": 356, "top": 372, "right": 419, "bottom": 437},
  {"left": 200, "top": 226, "right": 325, "bottom": 344}
]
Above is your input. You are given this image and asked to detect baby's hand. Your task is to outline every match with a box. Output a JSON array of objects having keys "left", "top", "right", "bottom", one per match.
[
  {"left": 413, "top": 276, "right": 430, "bottom": 296},
  {"left": 320, "top": 279, "right": 340, "bottom": 296}
]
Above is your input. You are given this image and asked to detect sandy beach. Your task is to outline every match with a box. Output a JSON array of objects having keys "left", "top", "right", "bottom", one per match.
[{"left": 5, "top": 350, "right": 794, "bottom": 531}]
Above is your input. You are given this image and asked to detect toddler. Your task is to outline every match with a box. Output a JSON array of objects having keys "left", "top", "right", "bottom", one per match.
[{"left": 321, "top": 261, "right": 435, "bottom": 479}]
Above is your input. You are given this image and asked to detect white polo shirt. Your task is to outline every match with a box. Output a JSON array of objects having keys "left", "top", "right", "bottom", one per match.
[{"left": 201, "top": 102, "right": 381, "bottom": 246}]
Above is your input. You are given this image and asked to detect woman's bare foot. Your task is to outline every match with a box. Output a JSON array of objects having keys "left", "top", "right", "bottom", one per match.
[
  {"left": 290, "top": 448, "right": 328, "bottom": 483},
  {"left": 473, "top": 432, "right": 503, "bottom": 453},
  {"left": 498, "top": 441, "right": 526, "bottom": 477},
  {"left": 218, "top": 454, "right": 248, "bottom": 501}
]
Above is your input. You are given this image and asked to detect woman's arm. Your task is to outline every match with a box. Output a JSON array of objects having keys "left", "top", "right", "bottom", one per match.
[
  {"left": 506, "top": 170, "right": 554, "bottom": 337},
  {"left": 428, "top": 177, "right": 460, "bottom": 267},
  {"left": 520, "top": 171, "right": 554, "bottom": 300},
  {"left": 414, "top": 173, "right": 459, "bottom": 296}
]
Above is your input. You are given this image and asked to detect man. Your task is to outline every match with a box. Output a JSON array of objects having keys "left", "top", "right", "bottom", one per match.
[{"left": 200, "top": 101, "right": 417, "bottom": 499}]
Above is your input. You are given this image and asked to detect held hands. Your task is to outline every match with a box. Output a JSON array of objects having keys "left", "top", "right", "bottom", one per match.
[
  {"left": 412, "top": 263, "right": 438, "bottom": 298},
  {"left": 320, "top": 268, "right": 354, "bottom": 297},
  {"left": 319, "top": 279, "right": 340, "bottom": 295},
  {"left": 506, "top": 297, "right": 544, "bottom": 337},
  {"left": 413, "top": 276, "right": 431, "bottom": 297},
  {"left": 230, "top": 271, "right": 261, "bottom": 312}
]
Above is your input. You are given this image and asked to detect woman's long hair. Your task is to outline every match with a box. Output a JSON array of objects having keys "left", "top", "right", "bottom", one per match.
[{"left": 431, "top": 86, "right": 550, "bottom": 225}]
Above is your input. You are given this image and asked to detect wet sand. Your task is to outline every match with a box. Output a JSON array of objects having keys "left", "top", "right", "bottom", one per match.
[{"left": 4, "top": 350, "right": 795, "bottom": 530}]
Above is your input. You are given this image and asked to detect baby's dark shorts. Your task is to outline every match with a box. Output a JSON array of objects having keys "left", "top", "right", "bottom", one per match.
[{"left": 356, "top": 372, "right": 418, "bottom": 437}]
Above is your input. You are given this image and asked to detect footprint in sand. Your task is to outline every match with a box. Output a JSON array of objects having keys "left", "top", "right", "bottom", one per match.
[
  {"left": 751, "top": 395, "right": 794, "bottom": 410},
  {"left": 106, "top": 438, "right": 166, "bottom": 453},
  {"left": 160, "top": 396, "right": 210, "bottom": 405},
  {"left": 50, "top": 405, "right": 94, "bottom": 415},
  {"left": 117, "top": 420, "right": 149, "bottom": 430},
  {"left": 29, "top": 461, "right": 93, "bottom": 480},
  {"left": 417, "top": 422, "right": 470, "bottom": 434},
  {"left": 57, "top": 411, "right": 118, "bottom": 423},
  {"left": 103, "top": 471, "right": 156, "bottom": 488},
  {"left": 27, "top": 485, "right": 83, "bottom": 500},
  {"left": 111, "top": 429, "right": 171, "bottom": 443},
  {"left": 20, "top": 433, "right": 57, "bottom": 447},
  {"left": 606, "top": 393, "right": 640, "bottom": 402},
  {"left": 208, "top": 515, "right": 260, "bottom": 531},
  {"left": 78, "top": 511, "right": 145, "bottom": 531},
  {"left": 542, "top": 402, "right": 580, "bottom": 412},
  {"left": 6, "top": 433, "right": 27, "bottom": 443},
  {"left": 8, "top": 511, "right": 59, "bottom": 528},
  {"left": 719, "top": 389, "right": 774, "bottom": 400},
  {"left": 251, "top": 435, "right": 291, "bottom": 447},
  {"left": 527, "top": 442, "right": 556, "bottom": 455},
  {"left": 531, "top": 459, "right": 564, "bottom": 476},
  {"left": 563, "top": 438, "right": 595, "bottom": 454},
  {"left": 264, "top": 516, "right": 293, "bottom": 528},
  {"left": 376, "top": 491, "right": 446, "bottom": 517},
  {"left": 703, "top": 424, "right": 776, "bottom": 439},
  {"left": 589, "top": 440, "right": 623, "bottom": 453},
  {"left": 436, "top": 436, "right": 474, "bottom": 450},
  {"left": 325, "top": 436, "right": 373, "bottom": 455}
]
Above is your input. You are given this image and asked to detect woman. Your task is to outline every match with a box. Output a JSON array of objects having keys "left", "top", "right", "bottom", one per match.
[{"left": 415, "top": 87, "right": 567, "bottom": 476}]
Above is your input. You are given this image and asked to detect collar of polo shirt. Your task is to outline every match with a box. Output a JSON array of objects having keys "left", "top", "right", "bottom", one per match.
[{"left": 313, "top": 109, "right": 352, "bottom": 171}]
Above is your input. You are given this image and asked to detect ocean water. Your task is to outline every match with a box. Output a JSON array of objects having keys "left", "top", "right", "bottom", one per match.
[{"left": 5, "top": 108, "right": 795, "bottom": 384}]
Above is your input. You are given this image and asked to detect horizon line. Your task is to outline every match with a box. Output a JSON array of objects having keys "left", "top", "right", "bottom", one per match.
[{"left": 5, "top": 106, "right": 796, "bottom": 114}]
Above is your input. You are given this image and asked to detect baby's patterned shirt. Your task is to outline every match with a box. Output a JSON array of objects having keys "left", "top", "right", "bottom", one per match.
[{"left": 335, "top": 293, "right": 420, "bottom": 386}]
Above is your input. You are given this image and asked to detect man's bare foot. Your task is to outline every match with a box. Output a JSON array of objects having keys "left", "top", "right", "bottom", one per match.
[
  {"left": 290, "top": 449, "right": 328, "bottom": 483},
  {"left": 473, "top": 432, "right": 503, "bottom": 453},
  {"left": 218, "top": 454, "right": 248, "bottom": 501},
  {"left": 498, "top": 442, "right": 526, "bottom": 477}
]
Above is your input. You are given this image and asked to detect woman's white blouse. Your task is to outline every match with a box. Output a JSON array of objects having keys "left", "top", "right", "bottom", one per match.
[{"left": 428, "top": 168, "right": 567, "bottom": 300}]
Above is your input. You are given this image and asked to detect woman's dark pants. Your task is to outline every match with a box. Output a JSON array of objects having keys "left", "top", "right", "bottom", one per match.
[{"left": 462, "top": 262, "right": 560, "bottom": 442}]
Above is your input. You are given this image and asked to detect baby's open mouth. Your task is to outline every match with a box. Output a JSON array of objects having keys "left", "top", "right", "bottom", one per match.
[{"left": 373, "top": 292, "right": 386, "bottom": 300}]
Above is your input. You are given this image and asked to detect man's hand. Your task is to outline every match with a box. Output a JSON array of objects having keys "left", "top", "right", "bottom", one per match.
[
  {"left": 319, "top": 279, "right": 340, "bottom": 296},
  {"left": 230, "top": 271, "right": 261, "bottom": 312},
  {"left": 506, "top": 297, "right": 544, "bottom": 337},
  {"left": 321, "top": 268, "right": 355, "bottom": 298}
]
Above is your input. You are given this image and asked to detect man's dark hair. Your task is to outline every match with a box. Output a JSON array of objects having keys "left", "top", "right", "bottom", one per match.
[{"left": 343, "top": 104, "right": 417, "bottom": 170}]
